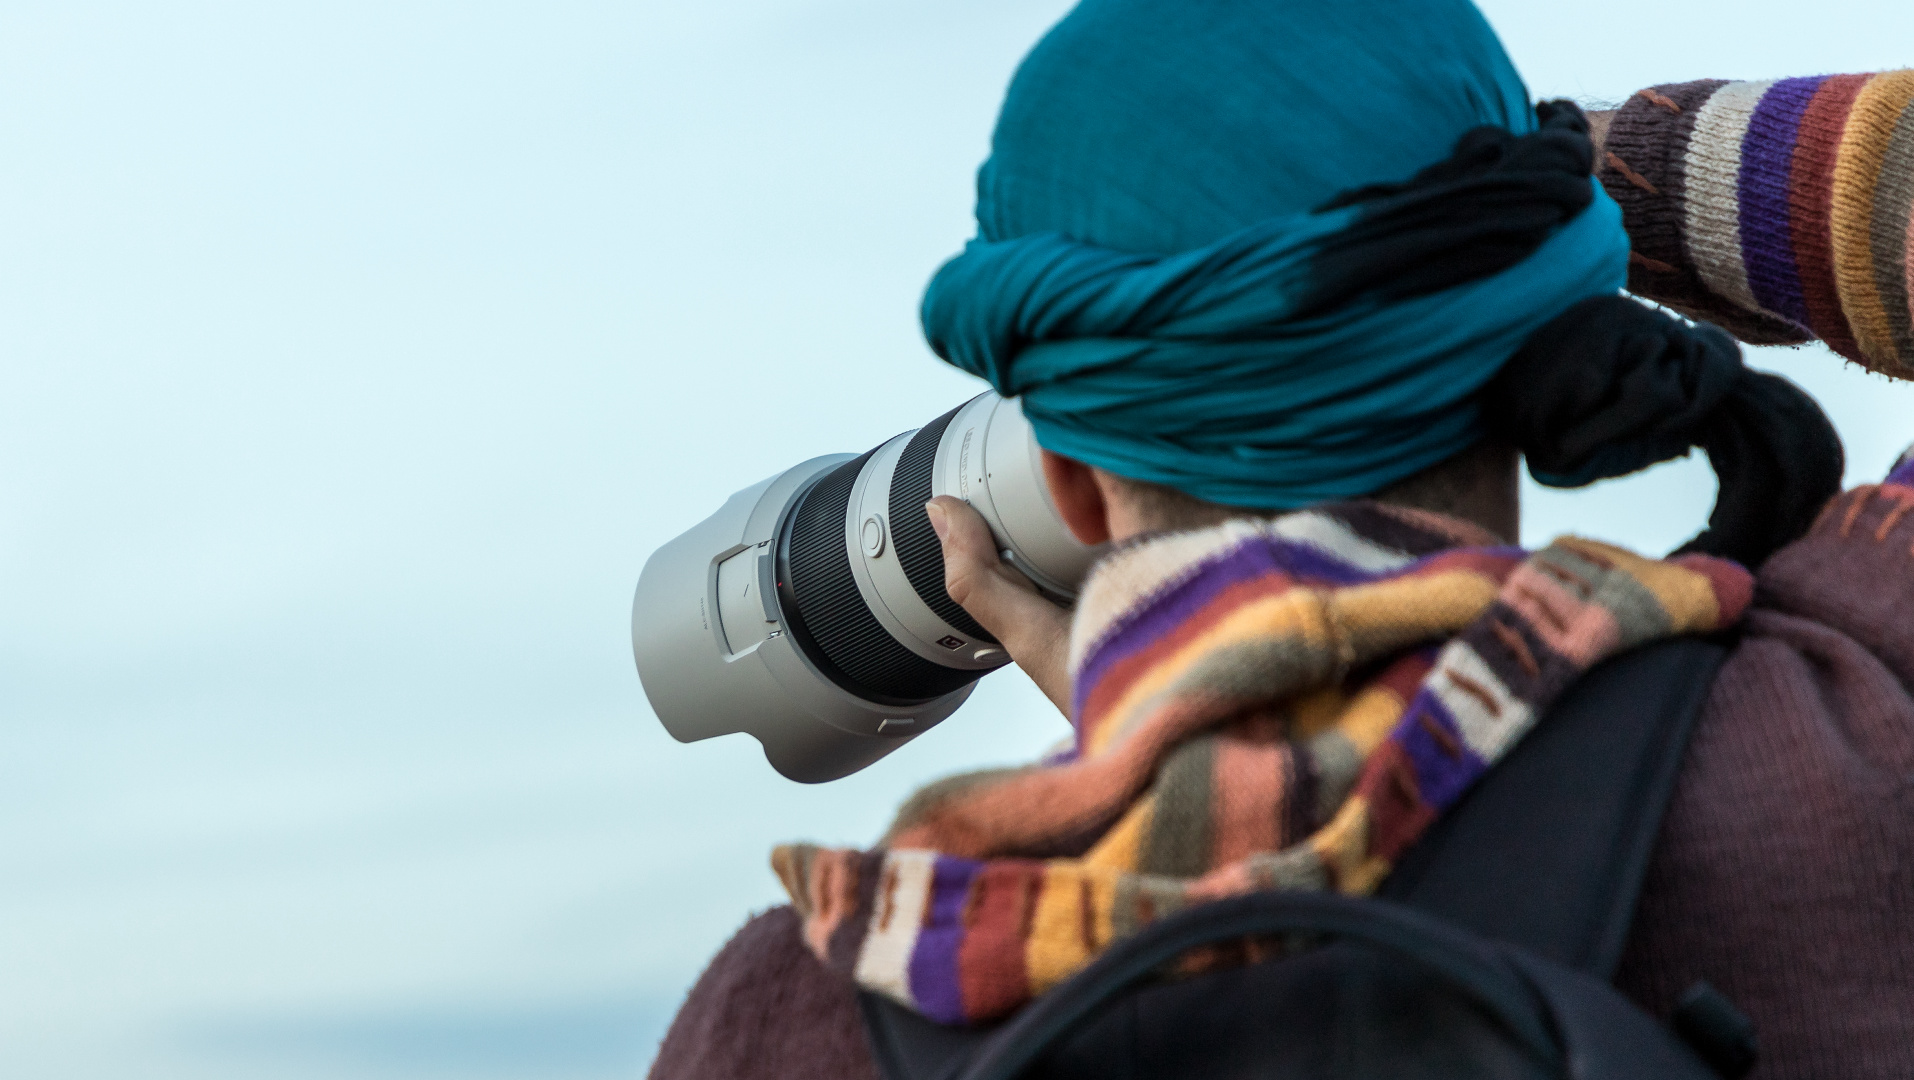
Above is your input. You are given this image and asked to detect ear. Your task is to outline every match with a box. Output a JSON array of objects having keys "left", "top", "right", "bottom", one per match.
[{"left": 1040, "top": 450, "right": 1113, "bottom": 546}]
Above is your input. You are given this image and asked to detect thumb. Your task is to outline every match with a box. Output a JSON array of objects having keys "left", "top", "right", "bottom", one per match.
[{"left": 925, "top": 495, "right": 1072, "bottom": 714}]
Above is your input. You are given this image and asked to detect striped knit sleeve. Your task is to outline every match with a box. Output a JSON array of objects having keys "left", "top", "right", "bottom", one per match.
[{"left": 1600, "top": 74, "right": 1914, "bottom": 380}]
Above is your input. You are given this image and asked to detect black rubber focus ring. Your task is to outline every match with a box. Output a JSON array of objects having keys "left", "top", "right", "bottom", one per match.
[
  {"left": 778, "top": 451, "right": 982, "bottom": 706},
  {"left": 888, "top": 405, "right": 999, "bottom": 646}
]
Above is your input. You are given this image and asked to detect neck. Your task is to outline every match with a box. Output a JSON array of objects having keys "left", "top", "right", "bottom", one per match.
[
  {"left": 1370, "top": 439, "right": 1521, "bottom": 544},
  {"left": 1093, "top": 440, "right": 1523, "bottom": 545}
]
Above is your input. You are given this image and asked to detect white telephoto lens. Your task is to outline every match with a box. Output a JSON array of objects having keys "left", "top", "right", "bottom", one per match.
[{"left": 631, "top": 393, "right": 1098, "bottom": 781}]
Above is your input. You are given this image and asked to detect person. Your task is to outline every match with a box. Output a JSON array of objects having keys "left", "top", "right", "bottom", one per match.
[{"left": 651, "top": 2, "right": 1914, "bottom": 1077}]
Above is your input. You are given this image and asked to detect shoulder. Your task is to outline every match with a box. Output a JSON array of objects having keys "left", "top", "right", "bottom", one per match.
[
  {"left": 1756, "top": 476, "right": 1914, "bottom": 685},
  {"left": 1614, "top": 474, "right": 1914, "bottom": 1071},
  {"left": 650, "top": 906, "right": 874, "bottom": 1080}
]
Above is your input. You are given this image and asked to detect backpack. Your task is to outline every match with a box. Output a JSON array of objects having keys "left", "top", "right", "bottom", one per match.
[{"left": 859, "top": 637, "right": 1758, "bottom": 1080}]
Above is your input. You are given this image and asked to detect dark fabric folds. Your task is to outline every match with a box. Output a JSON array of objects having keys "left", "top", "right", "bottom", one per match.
[
  {"left": 1488, "top": 297, "right": 1845, "bottom": 568},
  {"left": 1306, "top": 101, "right": 1600, "bottom": 314}
]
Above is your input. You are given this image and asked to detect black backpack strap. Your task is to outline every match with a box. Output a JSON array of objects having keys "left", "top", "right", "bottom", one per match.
[
  {"left": 861, "top": 991, "right": 998, "bottom": 1080},
  {"left": 1378, "top": 636, "right": 1729, "bottom": 977},
  {"left": 948, "top": 891, "right": 1562, "bottom": 1080}
]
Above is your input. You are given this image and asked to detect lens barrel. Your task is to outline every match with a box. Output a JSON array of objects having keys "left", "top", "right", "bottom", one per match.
[{"left": 632, "top": 392, "right": 1098, "bottom": 781}]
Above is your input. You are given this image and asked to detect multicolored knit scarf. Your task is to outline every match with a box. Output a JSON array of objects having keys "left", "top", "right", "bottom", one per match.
[{"left": 771, "top": 503, "right": 1751, "bottom": 1025}]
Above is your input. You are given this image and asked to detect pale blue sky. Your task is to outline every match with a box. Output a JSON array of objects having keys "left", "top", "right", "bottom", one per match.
[{"left": 3, "top": 2, "right": 1910, "bottom": 1077}]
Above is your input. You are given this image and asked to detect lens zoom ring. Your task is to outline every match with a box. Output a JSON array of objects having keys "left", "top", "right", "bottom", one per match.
[
  {"left": 888, "top": 407, "right": 998, "bottom": 646},
  {"left": 781, "top": 452, "right": 979, "bottom": 705}
]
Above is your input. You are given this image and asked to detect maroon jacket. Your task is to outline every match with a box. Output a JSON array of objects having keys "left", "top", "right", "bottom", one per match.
[{"left": 650, "top": 480, "right": 1914, "bottom": 1080}]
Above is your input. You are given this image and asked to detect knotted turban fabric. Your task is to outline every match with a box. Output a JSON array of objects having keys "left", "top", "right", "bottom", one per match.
[{"left": 921, "top": 0, "right": 1631, "bottom": 508}]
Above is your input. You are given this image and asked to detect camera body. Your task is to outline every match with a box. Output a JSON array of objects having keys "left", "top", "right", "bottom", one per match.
[{"left": 631, "top": 393, "right": 1097, "bottom": 781}]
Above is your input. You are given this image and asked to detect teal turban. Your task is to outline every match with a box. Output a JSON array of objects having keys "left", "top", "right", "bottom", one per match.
[{"left": 920, "top": 0, "right": 1629, "bottom": 507}]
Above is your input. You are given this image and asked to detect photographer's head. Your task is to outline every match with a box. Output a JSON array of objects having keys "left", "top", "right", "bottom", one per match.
[
  {"left": 922, "top": 0, "right": 1842, "bottom": 571},
  {"left": 923, "top": 0, "right": 1620, "bottom": 515}
]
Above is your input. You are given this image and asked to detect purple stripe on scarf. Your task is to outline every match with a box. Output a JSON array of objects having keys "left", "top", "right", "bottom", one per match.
[
  {"left": 1396, "top": 691, "right": 1486, "bottom": 810},
  {"left": 1072, "top": 538, "right": 1375, "bottom": 717},
  {"left": 1889, "top": 454, "right": 1914, "bottom": 488},
  {"left": 1073, "top": 539, "right": 1524, "bottom": 722},
  {"left": 1074, "top": 546, "right": 1282, "bottom": 717},
  {"left": 1740, "top": 76, "right": 1829, "bottom": 327},
  {"left": 907, "top": 855, "right": 983, "bottom": 1024},
  {"left": 1266, "top": 536, "right": 1402, "bottom": 583},
  {"left": 1474, "top": 544, "right": 1530, "bottom": 562}
]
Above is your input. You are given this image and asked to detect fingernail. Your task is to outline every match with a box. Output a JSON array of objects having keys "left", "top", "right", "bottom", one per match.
[{"left": 925, "top": 500, "right": 948, "bottom": 541}]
